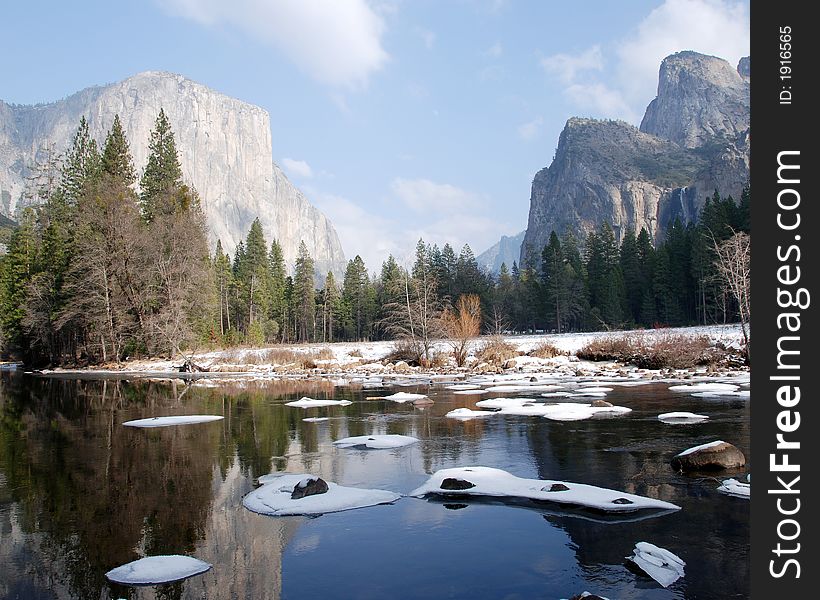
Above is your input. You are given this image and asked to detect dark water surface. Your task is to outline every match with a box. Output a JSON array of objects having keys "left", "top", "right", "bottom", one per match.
[{"left": 0, "top": 372, "right": 750, "bottom": 599}]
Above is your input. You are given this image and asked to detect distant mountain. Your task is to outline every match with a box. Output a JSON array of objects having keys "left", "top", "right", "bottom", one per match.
[
  {"left": 0, "top": 72, "right": 346, "bottom": 275},
  {"left": 477, "top": 231, "right": 525, "bottom": 274},
  {"left": 521, "top": 51, "right": 749, "bottom": 265}
]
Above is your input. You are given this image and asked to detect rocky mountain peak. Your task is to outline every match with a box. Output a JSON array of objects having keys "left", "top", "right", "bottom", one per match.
[
  {"left": 640, "top": 51, "right": 749, "bottom": 149},
  {"left": 0, "top": 72, "right": 346, "bottom": 275},
  {"left": 737, "top": 56, "right": 750, "bottom": 79}
]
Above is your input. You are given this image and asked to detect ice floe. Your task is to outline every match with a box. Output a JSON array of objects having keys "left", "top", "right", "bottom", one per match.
[
  {"left": 691, "top": 390, "right": 750, "bottom": 399},
  {"left": 382, "top": 392, "right": 429, "bottom": 403},
  {"left": 717, "top": 478, "right": 750, "bottom": 498},
  {"left": 475, "top": 397, "right": 535, "bottom": 409},
  {"left": 445, "top": 408, "right": 496, "bottom": 419},
  {"left": 243, "top": 473, "right": 401, "bottom": 516},
  {"left": 122, "top": 415, "right": 223, "bottom": 428},
  {"left": 105, "top": 555, "right": 212, "bottom": 585},
  {"left": 410, "top": 466, "right": 680, "bottom": 513},
  {"left": 627, "top": 542, "right": 685, "bottom": 587},
  {"left": 574, "top": 387, "right": 613, "bottom": 393},
  {"left": 452, "top": 389, "right": 489, "bottom": 395},
  {"left": 445, "top": 384, "right": 482, "bottom": 391},
  {"left": 657, "top": 412, "right": 709, "bottom": 424},
  {"left": 332, "top": 434, "right": 419, "bottom": 449},
  {"left": 668, "top": 382, "right": 739, "bottom": 393},
  {"left": 285, "top": 397, "right": 352, "bottom": 408},
  {"left": 302, "top": 417, "right": 330, "bottom": 423}
]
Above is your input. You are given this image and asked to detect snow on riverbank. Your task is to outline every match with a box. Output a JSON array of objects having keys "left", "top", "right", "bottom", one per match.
[{"left": 40, "top": 324, "right": 746, "bottom": 380}]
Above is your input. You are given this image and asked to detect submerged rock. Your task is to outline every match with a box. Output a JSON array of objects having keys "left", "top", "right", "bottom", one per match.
[
  {"left": 671, "top": 440, "right": 746, "bottom": 471},
  {"left": 291, "top": 477, "right": 329, "bottom": 499}
]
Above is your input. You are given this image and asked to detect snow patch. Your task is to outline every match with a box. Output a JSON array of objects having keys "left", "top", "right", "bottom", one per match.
[
  {"left": 285, "top": 397, "right": 352, "bottom": 408},
  {"left": 676, "top": 440, "right": 725, "bottom": 457},
  {"left": 382, "top": 392, "right": 429, "bottom": 403},
  {"left": 657, "top": 412, "right": 709, "bottom": 424},
  {"left": 243, "top": 473, "right": 400, "bottom": 516},
  {"left": 411, "top": 466, "right": 680, "bottom": 513},
  {"left": 668, "top": 383, "right": 739, "bottom": 393},
  {"left": 717, "top": 478, "right": 750, "bottom": 498},
  {"left": 122, "top": 415, "right": 223, "bottom": 428},
  {"left": 628, "top": 542, "right": 685, "bottom": 587},
  {"left": 105, "top": 555, "right": 212, "bottom": 585},
  {"left": 445, "top": 408, "right": 497, "bottom": 419},
  {"left": 332, "top": 434, "right": 419, "bottom": 449}
]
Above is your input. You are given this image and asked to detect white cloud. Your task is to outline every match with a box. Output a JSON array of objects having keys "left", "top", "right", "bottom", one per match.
[
  {"left": 310, "top": 192, "right": 400, "bottom": 272},
  {"left": 391, "top": 178, "right": 478, "bottom": 214},
  {"left": 157, "top": 0, "right": 388, "bottom": 88},
  {"left": 616, "top": 0, "right": 750, "bottom": 105},
  {"left": 539, "top": 1, "right": 749, "bottom": 123},
  {"left": 540, "top": 45, "right": 603, "bottom": 84},
  {"left": 281, "top": 158, "right": 313, "bottom": 178},
  {"left": 416, "top": 27, "right": 436, "bottom": 50},
  {"left": 484, "top": 42, "right": 503, "bottom": 58},
  {"left": 517, "top": 116, "right": 543, "bottom": 141},
  {"left": 564, "top": 83, "right": 640, "bottom": 123}
]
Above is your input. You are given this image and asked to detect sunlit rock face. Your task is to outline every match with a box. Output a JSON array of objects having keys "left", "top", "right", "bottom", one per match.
[
  {"left": 0, "top": 71, "right": 346, "bottom": 274},
  {"left": 521, "top": 52, "right": 749, "bottom": 265}
]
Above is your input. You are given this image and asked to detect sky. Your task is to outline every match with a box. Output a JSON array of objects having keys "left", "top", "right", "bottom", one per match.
[{"left": 0, "top": 0, "right": 749, "bottom": 272}]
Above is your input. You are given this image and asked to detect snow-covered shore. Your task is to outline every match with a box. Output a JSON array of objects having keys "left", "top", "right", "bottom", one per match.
[{"left": 38, "top": 324, "right": 746, "bottom": 380}]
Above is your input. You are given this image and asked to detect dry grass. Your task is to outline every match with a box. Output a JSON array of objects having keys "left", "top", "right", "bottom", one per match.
[
  {"left": 577, "top": 333, "right": 730, "bottom": 369},
  {"left": 476, "top": 336, "right": 518, "bottom": 366},
  {"left": 211, "top": 346, "right": 333, "bottom": 369},
  {"left": 384, "top": 338, "right": 423, "bottom": 365},
  {"left": 528, "top": 341, "right": 562, "bottom": 359}
]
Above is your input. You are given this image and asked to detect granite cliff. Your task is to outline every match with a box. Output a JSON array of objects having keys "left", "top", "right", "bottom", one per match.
[
  {"left": 0, "top": 72, "right": 346, "bottom": 275},
  {"left": 521, "top": 51, "right": 750, "bottom": 265}
]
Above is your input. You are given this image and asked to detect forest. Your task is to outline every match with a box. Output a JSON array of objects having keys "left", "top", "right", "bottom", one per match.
[{"left": 0, "top": 115, "right": 750, "bottom": 366}]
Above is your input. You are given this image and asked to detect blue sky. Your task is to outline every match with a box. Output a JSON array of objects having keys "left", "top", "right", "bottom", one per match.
[{"left": 0, "top": 0, "right": 749, "bottom": 271}]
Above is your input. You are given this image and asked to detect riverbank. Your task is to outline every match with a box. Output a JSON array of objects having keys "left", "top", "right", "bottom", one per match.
[{"left": 37, "top": 324, "right": 747, "bottom": 382}]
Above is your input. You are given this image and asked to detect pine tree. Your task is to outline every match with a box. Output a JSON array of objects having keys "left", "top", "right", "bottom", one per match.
[
  {"left": 293, "top": 241, "right": 316, "bottom": 342},
  {"left": 342, "top": 255, "right": 372, "bottom": 340},
  {"left": 61, "top": 116, "right": 101, "bottom": 206},
  {"left": 213, "top": 240, "right": 233, "bottom": 336},
  {"left": 619, "top": 229, "right": 642, "bottom": 324},
  {"left": 100, "top": 115, "right": 136, "bottom": 186},
  {"left": 268, "top": 239, "right": 287, "bottom": 340},
  {"left": 139, "top": 109, "right": 184, "bottom": 222},
  {"left": 321, "top": 272, "right": 340, "bottom": 342}
]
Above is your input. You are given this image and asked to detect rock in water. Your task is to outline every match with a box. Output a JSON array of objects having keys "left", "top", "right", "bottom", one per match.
[
  {"left": 440, "top": 478, "right": 476, "bottom": 490},
  {"left": 671, "top": 440, "right": 746, "bottom": 472},
  {"left": 291, "top": 477, "right": 329, "bottom": 499},
  {"left": 591, "top": 399, "right": 613, "bottom": 407},
  {"left": 0, "top": 72, "right": 346, "bottom": 276}
]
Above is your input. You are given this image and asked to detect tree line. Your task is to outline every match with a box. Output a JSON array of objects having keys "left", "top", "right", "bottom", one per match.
[{"left": 0, "top": 115, "right": 750, "bottom": 366}]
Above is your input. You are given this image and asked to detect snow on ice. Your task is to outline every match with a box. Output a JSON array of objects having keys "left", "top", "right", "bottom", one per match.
[
  {"left": 105, "top": 555, "right": 212, "bottom": 585},
  {"left": 627, "top": 542, "right": 685, "bottom": 587},
  {"left": 285, "top": 397, "right": 352, "bottom": 408},
  {"left": 332, "top": 434, "right": 419, "bottom": 449},
  {"left": 411, "top": 467, "right": 680, "bottom": 513},
  {"left": 122, "top": 415, "right": 223, "bottom": 428},
  {"left": 243, "top": 473, "right": 400, "bottom": 516}
]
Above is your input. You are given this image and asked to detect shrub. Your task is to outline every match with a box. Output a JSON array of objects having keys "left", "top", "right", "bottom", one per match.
[
  {"left": 577, "top": 333, "right": 729, "bottom": 369},
  {"left": 476, "top": 336, "right": 518, "bottom": 365},
  {"left": 529, "top": 341, "right": 562, "bottom": 359}
]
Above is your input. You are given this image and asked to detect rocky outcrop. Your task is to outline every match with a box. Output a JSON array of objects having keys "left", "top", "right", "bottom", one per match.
[
  {"left": 0, "top": 71, "right": 346, "bottom": 274},
  {"left": 640, "top": 51, "right": 749, "bottom": 149},
  {"left": 290, "top": 476, "right": 329, "bottom": 499},
  {"left": 737, "top": 56, "right": 750, "bottom": 79},
  {"left": 521, "top": 52, "right": 749, "bottom": 265},
  {"left": 476, "top": 230, "right": 525, "bottom": 273},
  {"left": 671, "top": 441, "right": 746, "bottom": 472}
]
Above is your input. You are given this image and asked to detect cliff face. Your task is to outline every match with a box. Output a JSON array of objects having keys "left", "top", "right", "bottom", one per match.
[
  {"left": 0, "top": 71, "right": 346, "bottom": 273},
  {"left": 640, "top": 51, "right": 749, "bottom": 149},
  {"left": 521, "top": 52, "right": 750, "bottom": 264},
  {"left": 476, "top": 230, "right": 526, "bottom": 274}
]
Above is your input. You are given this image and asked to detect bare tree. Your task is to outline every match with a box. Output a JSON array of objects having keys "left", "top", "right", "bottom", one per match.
[
  {"left": 380, "top": 270, "right": 444, "bottom": 366},
  {"left": 713, "top": 230, "right": 750, "bottom": 361},
  {"left": 442, "top": 294, "right": 482, "bottom": 366}
]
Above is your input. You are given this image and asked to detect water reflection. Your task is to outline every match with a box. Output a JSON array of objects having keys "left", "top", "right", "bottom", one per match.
[{"left": 0, "top": 373, "right": 750, "bottom": 599}]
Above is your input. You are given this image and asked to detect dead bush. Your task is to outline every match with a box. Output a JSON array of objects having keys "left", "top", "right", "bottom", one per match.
[
  {"left": 529, "top": 341, "right": 562, "bottom": 359},
  {"left": 577, "top": 333, "right": 730, "bottom": 369},
  {"left": 476, "top": 336, "right": 518, "bottom": 365},
  {"left": 384, "top": 338, "right": 423, "bottom": 366}
]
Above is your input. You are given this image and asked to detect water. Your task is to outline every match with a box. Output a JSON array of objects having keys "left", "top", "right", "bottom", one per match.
[{"left": 0, "top": 372, "right": 750, "bottom": 599}]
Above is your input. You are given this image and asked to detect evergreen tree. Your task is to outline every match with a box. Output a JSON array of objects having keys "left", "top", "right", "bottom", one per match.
[
  {"left": 293, "top": 241, "right": 316, "bottom": 342},
  {"left": 100, "top": 115, "right": 136, "bottom": 186},
  {"left": 342, "top": 255, "right": 373, "bottom": 340},
  {"left": 268, "top": 240, "right": 287, "bottom": 339},
  {"left": 321, "top": 272, "right": 340, "bottom": 342},
  {"left": 60, "top": 116, "right": 101, "bottom": 206},
  {"left": 213, "top": 240, "right": 233, "bottom": 336},
  {"left": 139, "top": 109, "right": 184, "bottom": 222},
  {"left": 585, "top": 223, "right": 624, "bottom": 327},
  {"left": 619, "top": 229, "right": 642, "bottom": 323}
]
